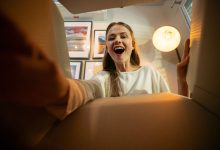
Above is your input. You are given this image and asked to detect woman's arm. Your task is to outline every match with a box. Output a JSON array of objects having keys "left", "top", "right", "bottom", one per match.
[
  {"left": 0, "top": 12, "right": 103, "bottom": 120},
  {"left": 176, "top": 39, "right": 190, "bottom": 96},
  {"left": 0, "top": 53, "right": 70, "bottom": 107},
  {"left": 46, "top": 79, "right": 103, "bottom": 120},
  {"left": 0, "top": 12, "right": 69, "bottom": 107}
]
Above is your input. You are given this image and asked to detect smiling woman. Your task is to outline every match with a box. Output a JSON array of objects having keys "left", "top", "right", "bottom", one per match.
[
  {"left": 101, "top": 22, "right": 185, "bottom": 98},
  {"left": 105, "top": 23, "right": 136, "bottom": 66}
]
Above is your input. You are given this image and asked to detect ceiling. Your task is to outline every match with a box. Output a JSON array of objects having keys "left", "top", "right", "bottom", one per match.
[{"left": 57, "top": 0, "right": 166, "bottom": 14}]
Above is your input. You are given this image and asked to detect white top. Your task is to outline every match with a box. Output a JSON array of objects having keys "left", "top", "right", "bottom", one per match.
[
  {"left": 93, "top": 65, "right": 170, "bottom": 97},
  {"left": 47, "top": 65, "right": 170, "bottom": 120}
]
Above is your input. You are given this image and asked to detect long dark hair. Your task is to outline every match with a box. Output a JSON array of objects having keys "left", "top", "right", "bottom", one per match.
[{"left": 102, "top": 22, "right": 140, "bottom": 97}]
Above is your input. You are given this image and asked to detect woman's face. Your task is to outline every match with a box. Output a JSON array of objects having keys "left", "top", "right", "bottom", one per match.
[{"left": 106, "top": 25, "right": 134, "bottom": 65}]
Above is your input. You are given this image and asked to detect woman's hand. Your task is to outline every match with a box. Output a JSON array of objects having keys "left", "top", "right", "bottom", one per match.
[
  {"left": 0, "top": 12, "right": 69, "bottom": 107},
  {"left": 176, "top": 39, "right": 190, "bottom": 96}
]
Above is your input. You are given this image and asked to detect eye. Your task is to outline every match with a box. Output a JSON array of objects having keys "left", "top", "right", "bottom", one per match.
[
  {"left": 121, "top": 35, "right": 126, "bottom": 39},
  {"left": 107, "top": 35, "right": 115, "bottom": 41},
  {"left": 120, "top": 33, "right": 128, "bottom": 39}
]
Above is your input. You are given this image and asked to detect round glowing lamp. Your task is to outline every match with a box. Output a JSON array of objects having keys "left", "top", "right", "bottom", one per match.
[{"left": 152, "top": 26, "right": 181, "bottom": 52}]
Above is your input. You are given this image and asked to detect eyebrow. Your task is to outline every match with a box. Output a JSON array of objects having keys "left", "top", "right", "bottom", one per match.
[{"left": 108, "top": 32, "right": 128, "bottom": 36}]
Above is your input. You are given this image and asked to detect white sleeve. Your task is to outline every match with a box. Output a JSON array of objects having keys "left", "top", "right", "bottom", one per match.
[
  {"left": 149, "top": 66, "right": 170, "bottom": 93},
  {"left": 46, "top": 78, "right": 103, "bottom": 120},
  {"left": 158, "top": 74, "right": 170, "bottom": 92}
]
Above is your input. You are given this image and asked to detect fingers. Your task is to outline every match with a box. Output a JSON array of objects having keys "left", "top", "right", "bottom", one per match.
[
  {"left": 182, "top": 38, "right": 190, "bottom": 60},
  {"left": 178, "top": 55, "right": 190, "bottom": 68}
]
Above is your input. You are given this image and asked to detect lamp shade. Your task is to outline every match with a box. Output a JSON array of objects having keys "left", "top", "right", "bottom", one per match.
[{"left": 152, "top": 26, "right": 181, "bottom": 52}]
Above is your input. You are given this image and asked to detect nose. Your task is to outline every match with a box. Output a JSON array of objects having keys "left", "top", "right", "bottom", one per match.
[{"left": 114, "top": 35, "right": 122, "bottom": 44}]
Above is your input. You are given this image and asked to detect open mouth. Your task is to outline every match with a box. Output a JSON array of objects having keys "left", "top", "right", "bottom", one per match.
[{"left": 114, "top": 47, "right": 125, "bottom": 54}]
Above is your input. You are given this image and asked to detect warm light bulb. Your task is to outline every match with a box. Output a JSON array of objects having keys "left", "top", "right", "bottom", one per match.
[{"left": 152, "top": 26, "right": 181, "bottom": 52}]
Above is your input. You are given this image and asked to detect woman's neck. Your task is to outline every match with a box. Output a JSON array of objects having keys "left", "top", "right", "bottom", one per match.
[{"left": 115, "top": 62, "right": 139, "bottom": 72}]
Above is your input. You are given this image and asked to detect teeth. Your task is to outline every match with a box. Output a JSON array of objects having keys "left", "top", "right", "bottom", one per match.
[
  {"left": 114, "top": 47, "right": 125, "bottom": 54},
  {"left": 114, "top": 47, "right": 123, "bottom": 50}
]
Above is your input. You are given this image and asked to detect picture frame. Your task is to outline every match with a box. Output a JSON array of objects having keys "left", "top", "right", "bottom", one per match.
[
  {"left": 84, "top": 61, "right": 103, "bottom": 80},
  {"left": 64, "top": 21, "right": 92, "bottom": 59},
  {"left": 93, "top": 30, "right": 106, "bottom": 58},
  {"left": 70, "top": 61, "right": 82, "bottom": 79}
]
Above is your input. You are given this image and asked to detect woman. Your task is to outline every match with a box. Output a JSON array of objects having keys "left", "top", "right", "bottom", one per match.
[
  {"left": 0, "top": 14, "right": 190, "bottom": 120},
  {"left": 98, "top": 22, "right": 170, "bottom": 97},
  {"left": 102, "top": 22, "right": 189, "bottom": 97}
]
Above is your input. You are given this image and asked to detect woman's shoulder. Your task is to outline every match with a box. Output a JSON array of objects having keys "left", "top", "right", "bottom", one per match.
[
  {"left": 95, "top": 70, "right": 109, "bottom": 76},
  {"left": 140, "top": 64, "right": 158, "bottom": 73},
  {"left": 92, "top": 71, "right": 110, "bottom": 80},
  {"left": 140, "top": 64, "right": 163, "bottom": 78},
  {"left": 118, "top": 65, "right": 157, "bottom": 75}
]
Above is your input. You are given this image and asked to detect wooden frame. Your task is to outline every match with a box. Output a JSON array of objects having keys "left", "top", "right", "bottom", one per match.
[
  {"left": 70, "top": 61, "right": 82, "bottom": 79},
  {"left": 64, "top": 21, "right": 92, "bottom": 59},
  {"left": 84, "top": 61, "right": 103, "bottom": 80},
  {"left": 93, "top": 30, "right": 106, "bottom": 58}
]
